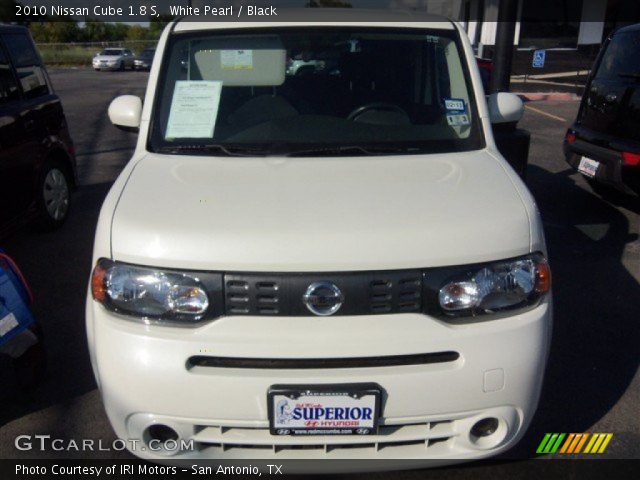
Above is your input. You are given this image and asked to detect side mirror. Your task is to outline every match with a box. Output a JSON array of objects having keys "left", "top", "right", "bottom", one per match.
[
  {"left": 108, "top": 95, "right": 142, "bottom": 132},
  {"left": 487, "top": 92, "right": 524, "bottom": 125}
]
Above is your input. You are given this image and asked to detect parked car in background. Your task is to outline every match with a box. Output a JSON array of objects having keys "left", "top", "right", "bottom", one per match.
[
  {"left": 92, "top": 48, "right": 135, "bottom": 71},
  {"left": 564, "top": 23, "right": 640, "bottom": 197},
  {"left": 90, "top": 11, "right": 551, "bottom": 468},
  {"left": 134, "top": 47, "right": 155, "bottom": 71},
  {"left": 476, "top": 56, "right": 493, "bottom": 93},
  {"left": 0, "top": 25, "right": 77, "bottom": 233}
]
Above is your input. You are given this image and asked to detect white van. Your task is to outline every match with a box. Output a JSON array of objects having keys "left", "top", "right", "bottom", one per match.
[{"left": 87, "top": 10, "right": 552, "bottom": 468}]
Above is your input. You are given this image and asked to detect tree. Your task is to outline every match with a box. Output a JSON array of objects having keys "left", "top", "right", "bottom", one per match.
[
  {"left": 82, "top": 21, "right": 110, "bottom": 42},
  {"left": 110, "top": 23, "right": 131, "bottom": 41},
  {"left": 29, "top": 23, "right": 48, "bottom": 42},
  {"left": 149, "top": 14, "right": 174, "bottom": 39},
  {"left": 126, "top": 25, "right": 148, "bottom": 42},
  {"left": 44, "top": 21, "right": 80, "bottom": 43},
  {"left": 27, "top": 21, "right": 80, "bottom": 43}
]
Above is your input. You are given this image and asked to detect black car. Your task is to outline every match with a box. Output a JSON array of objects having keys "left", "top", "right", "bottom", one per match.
[
  {"left": 134, "top": 47, "right": 155, "bottom": 71},
  {"left": 0, "top": 25, "right": 77, "bottom": 233},
  {"left": 564, "top": 23, "right": 640, "bottom": 196}
]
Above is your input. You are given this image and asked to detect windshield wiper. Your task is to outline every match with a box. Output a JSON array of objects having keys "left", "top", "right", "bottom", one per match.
[
  {"left": 156, "top": 144, "right": 265, "bottom": 157},
  {"left": 618, "top": 72, "right": 640, "bottom": 79},
  {"left": 285, "top": 145, "right": 419, "bottom": 157}
]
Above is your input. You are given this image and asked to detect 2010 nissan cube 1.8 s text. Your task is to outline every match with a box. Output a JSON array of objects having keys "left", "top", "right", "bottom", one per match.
[{"left": 87, "top": 10, "right": 552, "bottom": 469}]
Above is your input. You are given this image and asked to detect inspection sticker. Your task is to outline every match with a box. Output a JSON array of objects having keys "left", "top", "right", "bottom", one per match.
[
  {"left": 444, "top": 98, "right": 465, "bottom": 112},
  {"left": 446, "top": 114, "right": 470, "bottom": 126},
  {"left": 444, "top": 98, "right": 470, "bottom": 126},
  {"left": 221, "top": 50, "right": 253, "bottom": 70}
]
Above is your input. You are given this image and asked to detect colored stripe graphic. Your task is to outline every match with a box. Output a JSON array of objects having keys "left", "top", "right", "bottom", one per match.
[
  {"left": 584, "top": 434, "right": 599, "bottom": 453},
  {"left": 559, "top": 433, "right": 575, "bottom": 453},
  {"left": 536, "top": 433, "right": 552, "bottom": 453},
  {"left": 538, "top": 433, "right": 613, "bottom": 454},
  {"left": 536, "top": 433, "right": 566, "bottom": 453},
  {"left": 598, "top": 434, "right": 613, "bottom": 453}
]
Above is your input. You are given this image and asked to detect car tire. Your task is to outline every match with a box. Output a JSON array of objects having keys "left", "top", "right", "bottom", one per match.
[
  {"left": 118, "top": 61, "right": 124, "bottom": 71},
  {"left": 34, "top": 160, "right": 71, "bottom": 231}
]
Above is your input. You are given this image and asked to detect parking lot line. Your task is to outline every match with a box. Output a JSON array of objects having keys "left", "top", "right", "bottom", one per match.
[{"left": 524, "top": 104, "right": 567, "bottom": 122}]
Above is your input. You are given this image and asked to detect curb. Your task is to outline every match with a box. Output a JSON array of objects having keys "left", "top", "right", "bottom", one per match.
[{"left": 515, "top": 92, "right": 580, "bottom": 102}]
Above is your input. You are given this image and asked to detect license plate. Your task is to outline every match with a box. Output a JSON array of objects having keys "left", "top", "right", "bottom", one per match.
[
  {"left": 578, "top": 156, "right": 600, "bottom": 178},
  {"left": 268, "top": 384, "right": 381, "bottom": 435}
]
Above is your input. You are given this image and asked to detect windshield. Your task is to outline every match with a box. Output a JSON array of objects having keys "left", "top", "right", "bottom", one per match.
[
  {"left": 595, "top": 31, "right": 640, "bottom": 79},
  {"left": 101, "top": 49, "right": 123, "bottom": 56},
  {"left": 149, "top": 27, "right": 483, "bottom": 156}
]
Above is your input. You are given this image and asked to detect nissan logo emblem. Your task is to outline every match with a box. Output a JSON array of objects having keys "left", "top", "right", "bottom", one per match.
[{"left": 302, "top": 282, "right": 344, "bottom": 316}]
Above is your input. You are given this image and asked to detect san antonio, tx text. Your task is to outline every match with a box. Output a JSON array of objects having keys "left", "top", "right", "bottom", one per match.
[{"left": 16, "top": 464, "right": 283, "bottom": 476}]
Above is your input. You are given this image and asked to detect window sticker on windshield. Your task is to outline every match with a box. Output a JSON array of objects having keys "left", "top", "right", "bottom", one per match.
[
  {"left": 165, "top": 81, "right": 223, "bottom": 139},
  {"left": 446, "top": 113, "right": 470, "bottom": 126},
  {"left": 221, "top": 50, "right": 253, "bottom": 70},
  {"left": 444, "top": 98, "right": 470, "bottom": 126},
  {"left": 444, "top": 98, "right": 466, "bottom": 113}
]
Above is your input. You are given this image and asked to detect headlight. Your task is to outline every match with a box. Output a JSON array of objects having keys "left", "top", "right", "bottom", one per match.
[
  {"left": 434, "top": 253, "right": 550, "bottom": 317},
  {"left": 91, "top": 259, "right": 214, "bottom": 324}
]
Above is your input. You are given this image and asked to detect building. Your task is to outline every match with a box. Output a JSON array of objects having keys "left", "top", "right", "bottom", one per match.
[{"left": 462, "top": 0, "right": 640, "bottom": 51}]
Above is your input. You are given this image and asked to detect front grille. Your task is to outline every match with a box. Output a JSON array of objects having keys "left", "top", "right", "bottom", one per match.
[
  {"left": 225, "top": 276, "right": 282, "bottom": 315},
  {"left": 187, "top": 352, "right": 459, "bottom": 370},
  {"left": 223, "top": 270, "right": 423, "bottom": 316},
  {"left": 190, "top": 419, "right": 456, "bottom": 457}
]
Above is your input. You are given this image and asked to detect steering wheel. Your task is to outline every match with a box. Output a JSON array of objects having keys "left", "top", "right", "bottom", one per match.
[{"left": 347, "top": 102, "right": 408, "bottom": 122}]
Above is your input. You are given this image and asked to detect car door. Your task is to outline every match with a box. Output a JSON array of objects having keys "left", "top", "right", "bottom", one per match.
[
  {"left": 579, "top": 30, "right": 640, "bottom": 147},
  {"left": 1, "top": 31, "right": 57, "bottom": 226},
  {"left": 0, "top": 37, "right": 32, "bottom": 226}
]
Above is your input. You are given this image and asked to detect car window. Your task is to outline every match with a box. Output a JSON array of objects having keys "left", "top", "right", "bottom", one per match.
[
  {"left": 595, "top": 31, "right": 640, "bottom": 79},
  {"left": 0, "top": 42, "right": 21, "bottom": 103},
  {"left": 150, "top": 28, "right": 483, "bottom": 156},
  {"left": 101, "top": 49, "right": 123, "bottom": 56},
  {"left": 2, "top": 33, "right": 49, "bottom": 100}
]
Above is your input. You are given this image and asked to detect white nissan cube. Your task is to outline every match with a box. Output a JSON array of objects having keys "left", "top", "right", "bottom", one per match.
[{"left": 87, "top": 10, "right": 552, "bottom": 469}]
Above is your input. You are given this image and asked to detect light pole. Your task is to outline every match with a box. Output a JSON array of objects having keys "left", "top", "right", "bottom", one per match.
[{"left": 490, "top": 0, "right": 519, "bottom": 93}]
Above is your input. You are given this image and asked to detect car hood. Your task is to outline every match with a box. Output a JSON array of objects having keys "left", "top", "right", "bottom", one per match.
[{"left": 111, "top": 151, "right": 531, "bottom": 271}]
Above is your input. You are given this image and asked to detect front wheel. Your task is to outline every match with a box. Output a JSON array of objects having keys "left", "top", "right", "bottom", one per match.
[{"left": 35, "top": 161, "right": 71, "bottom": 230}]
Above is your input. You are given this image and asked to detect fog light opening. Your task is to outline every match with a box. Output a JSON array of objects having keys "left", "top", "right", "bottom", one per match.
[
  {"left": 471, "top": 417, "right": 499, "bottom": 438},
  {"left": 144, "top": 424, "right": 179, "bottom": 445},
  {"left": 469, "top": 417, "right": 508, "bottom": 449}
]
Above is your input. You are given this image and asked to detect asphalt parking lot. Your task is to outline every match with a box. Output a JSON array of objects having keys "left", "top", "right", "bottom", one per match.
[{"left": 0, "top": 69, "right": 638, "bottom": 473}]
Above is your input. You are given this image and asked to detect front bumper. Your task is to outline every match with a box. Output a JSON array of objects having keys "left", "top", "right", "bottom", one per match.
[
  {"left": 93, "top": 62, "right": 120, "bottom": 70},
  {"left": 87, "top": 296, "right": 552, "bottom": 466}
]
